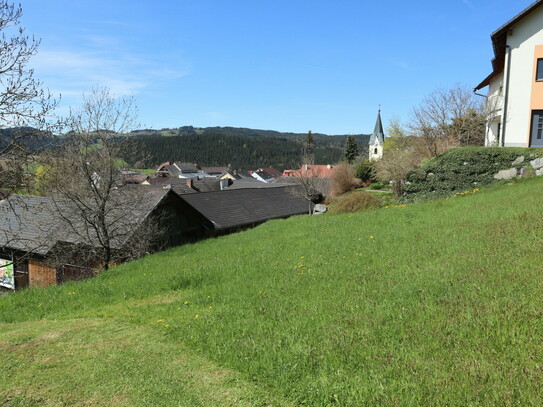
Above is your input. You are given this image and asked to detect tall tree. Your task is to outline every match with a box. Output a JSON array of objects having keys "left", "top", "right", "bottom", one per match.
[
  {"left": 0, "top": 1, "right": 58, "bottom": 195},
  {"left": 408, "top": 85, "right": 485, "bottom": 157},
  {"left": 305, "top": 130, "right": 314, "bottom": 164},
  {"left": 43, "top": 87, "right": 161, "bottom": 271},
  {"left": 343, "top": 136, "right": 359, "bottom": 164}
]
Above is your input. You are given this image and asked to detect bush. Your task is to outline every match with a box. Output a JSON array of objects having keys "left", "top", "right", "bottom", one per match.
[
  {"left": 354, "top": 160, "right": 375, "bottom": 183},
  {"left": 368, "top": 182, "right": 384, "bottom": 190},
  {"left": 402, "top": 147, "right": 543, "bottom": 202},
  {"left": 327, "top": 191, "right": 381, "bottom": 214},
  {"left": 330, "top": 162, "right": 357, "bottom": 196}
]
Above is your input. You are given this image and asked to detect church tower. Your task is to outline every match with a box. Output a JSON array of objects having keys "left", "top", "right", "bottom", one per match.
[{"left": 369, "top": 109, "right": 385, "bottom": 161}]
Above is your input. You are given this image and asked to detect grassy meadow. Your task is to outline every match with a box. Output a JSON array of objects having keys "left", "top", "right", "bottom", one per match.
[{"left": 1, "top": 177, "right": 543, "bottom": 405}]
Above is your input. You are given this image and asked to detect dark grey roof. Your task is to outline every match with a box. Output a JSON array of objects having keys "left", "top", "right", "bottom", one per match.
[
  {"left": 169, "top": 183, "right": 198, "bottom": 195},
  {"left": 0, "top": 189, "right": 170, "bottom": 255},
  {"left": 177, "top": 162, "right": 200, "bottom": 173},
  {"left": 369, "top": 110, "right": 385, "bottom": 145},
  {"left": 201, "top": 166, "right": 229, "bottom": 174},
  {"left": 226, "top": 180, "right": 288, "bottom": 189},
  {"left": 0, "top": 196, "right": 61, "bottom": 255},
  {"left": 178, "top": 186, "right": 310, "bottom": 230},
  {"left": 147, "top": 177, "right": 196, "bottom": 189},
  {"left": 193, "top": 179, "right": 222, "bottom": 192},
  {"left": 164, "top": 164, "right": 182, "bottom": 176}
]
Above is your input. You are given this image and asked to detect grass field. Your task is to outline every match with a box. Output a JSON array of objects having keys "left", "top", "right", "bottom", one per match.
[{"left": 1, "top": 178, "right": 543, "bottom": 405}]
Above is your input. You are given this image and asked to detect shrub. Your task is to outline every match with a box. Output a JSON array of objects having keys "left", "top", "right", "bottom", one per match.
[
  {"left": 368, "top": 182, "right": 384, "bottom": 190},
  {"left": 330, "top": 162, "right": 357, "bottom": 196},
  {"left": 402, "top": 147, "right": 543, "bottom": 202},
  {"left": 327, "top": 191, "right": 381, "bottom": 214},
  {"left": 354, "top": 160, "right": 375, "bottom": 183}
]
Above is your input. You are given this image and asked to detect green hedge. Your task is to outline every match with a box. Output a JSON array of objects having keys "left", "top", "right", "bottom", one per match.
[{"left": 401, "top": 147, "right": 543, "bottom": 203}]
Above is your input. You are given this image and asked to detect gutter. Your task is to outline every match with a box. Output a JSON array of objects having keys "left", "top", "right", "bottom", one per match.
[{"left": 501, "top": 45, "right": 512, "bottom": 147}]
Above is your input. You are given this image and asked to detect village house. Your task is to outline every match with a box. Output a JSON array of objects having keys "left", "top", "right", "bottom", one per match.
[
  {"left": 250, "top": 167, "right": 283, "bottom": 183},
  {"left": 475, "top": 0, "right": 543, "bottom": 147},
  {"left": 201, "top": 166, "right": 230, "bottom": 177},
  {"left": 155, "top": 161, "right": 208, "bottom": 179}
]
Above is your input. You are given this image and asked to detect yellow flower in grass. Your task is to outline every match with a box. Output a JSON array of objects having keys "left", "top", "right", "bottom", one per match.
[
  {"left": 156, "top": 319, "right": 164, "bottom": 323},
  {"left": 194, "top": 314, "right": 200, "bottom": 319}
]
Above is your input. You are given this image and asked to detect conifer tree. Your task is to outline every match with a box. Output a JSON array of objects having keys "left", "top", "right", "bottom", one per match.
[{"left": 343, "top": 136, "right": 359, "bottom": 164}]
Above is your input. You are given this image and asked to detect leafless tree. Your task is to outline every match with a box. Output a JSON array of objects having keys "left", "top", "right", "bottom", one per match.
[
  {"left": 330, "top": 162, "right": 359, "bottom": 197},
  {"left": 373, "top": 147, "right": 420, "bottom": 197},
  {"left": 0, "top": 1, "right": 59, "bottom": 196},
  {"left": 408, "top": 85, "right": 484, "bottom": 157},
  {"left": 0, "top": 1, "right": 60, "bottom": 287},
  {"left": 42, "top": 87, "right": 163, "bottom": 271},
  {"left": 287, "top": 145, "right": 331, "bottom": 213}
]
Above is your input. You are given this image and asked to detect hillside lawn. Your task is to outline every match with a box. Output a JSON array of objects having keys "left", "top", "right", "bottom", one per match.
[{"left": 1, "top": 177, "right": 543, "bottom": 405}]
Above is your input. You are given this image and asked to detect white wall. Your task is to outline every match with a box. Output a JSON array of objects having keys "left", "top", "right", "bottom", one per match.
[{"left": 501, "top": 6, "right": 543, "bottom": 146}]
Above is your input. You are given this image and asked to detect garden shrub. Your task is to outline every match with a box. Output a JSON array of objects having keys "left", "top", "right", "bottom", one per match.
[
  {"left": 401, "top": 147, "right": 543, "bottom": 203},
  {"left": 327, "top": 191, "right": 381, "bottom": 214},
  {"left": 354, "top": 160, "right": 375, "bottom": 183},
  {"left": 368, "top": 182, "right": 385, "bottom": 190},
  {"left": 330, "top": 162, "right": 357, "bottom": 196}
]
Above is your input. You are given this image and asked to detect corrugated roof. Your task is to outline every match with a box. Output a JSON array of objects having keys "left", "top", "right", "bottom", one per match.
[{"left": 178, "top": 186, "right": 310, "bottom": 230}]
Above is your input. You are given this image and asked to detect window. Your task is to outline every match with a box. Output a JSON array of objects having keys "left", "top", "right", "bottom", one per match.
[
  {"left": 374, "top": 148, "right": 378, "bottom": 154},
  {"left": 536, "top": 59, "right": 543, "bottom": 81}
]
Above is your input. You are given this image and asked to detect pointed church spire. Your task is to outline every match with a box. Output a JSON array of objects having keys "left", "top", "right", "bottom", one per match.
[
  {"left": 369, "top": 107, "right": 385, "bottom": 161},
  {"left": 369, "top": 108, "right": 385, "bottom": 146}
]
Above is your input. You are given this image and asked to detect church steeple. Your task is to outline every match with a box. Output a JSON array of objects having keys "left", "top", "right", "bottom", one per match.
[{"left": 369, "top": 108, "right": 385, "bottom": 161}]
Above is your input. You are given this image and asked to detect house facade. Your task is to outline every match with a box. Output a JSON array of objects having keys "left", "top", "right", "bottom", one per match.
[{"left": 475, "top": 0, "right": 543, "bottom": 147}]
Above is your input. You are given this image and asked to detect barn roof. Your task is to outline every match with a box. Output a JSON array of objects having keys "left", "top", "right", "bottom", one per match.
[{"left": 178, "top": 186, "right": 310, "bottom": 230}]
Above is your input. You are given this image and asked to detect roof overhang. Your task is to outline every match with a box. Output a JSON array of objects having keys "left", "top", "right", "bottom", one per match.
[{"left": 475, "top": 0, "right": 543, "bottom": 90}]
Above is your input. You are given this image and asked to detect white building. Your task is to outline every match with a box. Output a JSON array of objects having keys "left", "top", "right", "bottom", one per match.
[
  {"left": 475, "top": 0, "right": 543, "bottom": 147},
  {"left": 369, "top": 109, "right": 385, "bottom": 161}
]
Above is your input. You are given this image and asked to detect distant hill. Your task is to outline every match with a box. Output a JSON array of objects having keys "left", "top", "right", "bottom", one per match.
[{"left": 127, "top": 126, "right": 371, "bottom": 170}]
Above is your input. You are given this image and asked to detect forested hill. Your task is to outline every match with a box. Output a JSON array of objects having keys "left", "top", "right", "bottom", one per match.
[
  {"left": 124, "top": 127, "right": 370, "bottom": 170},
  {"left": 130, "top": 125, "right": 359, "bottom": 141}
]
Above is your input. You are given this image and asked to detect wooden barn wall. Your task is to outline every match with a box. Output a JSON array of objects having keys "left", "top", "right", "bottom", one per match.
[{"left": 28, "top": 259, "right": 57, "bottom": 287}]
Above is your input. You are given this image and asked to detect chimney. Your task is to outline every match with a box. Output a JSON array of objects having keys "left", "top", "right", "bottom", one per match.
[
  {"left": 327, "top": 164, "right": 331, "bottom": 169},
  {"left": 186, "top": 178, "right": 194, "bottom": 188}
]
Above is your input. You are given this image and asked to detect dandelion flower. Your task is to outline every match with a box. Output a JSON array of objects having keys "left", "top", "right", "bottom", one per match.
[{"left": 194, "top": 314, "right": 200, "bottom": 319}]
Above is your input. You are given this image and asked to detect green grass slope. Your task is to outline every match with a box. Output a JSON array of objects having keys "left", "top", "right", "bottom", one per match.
[{"left": 2, "top": 178, "right": 543, "bottom": 406}]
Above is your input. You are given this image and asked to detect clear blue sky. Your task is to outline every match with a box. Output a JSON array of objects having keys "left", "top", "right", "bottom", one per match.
[{"left": 23, "top": 0, "right": 534, "bottom": 134}]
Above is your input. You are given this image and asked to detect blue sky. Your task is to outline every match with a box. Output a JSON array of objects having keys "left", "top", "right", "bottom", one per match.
[{"left": 23, "top": 0, "right": 534, "bottom": 134}]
